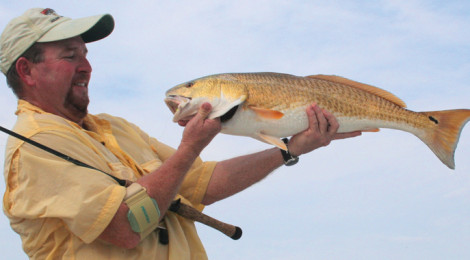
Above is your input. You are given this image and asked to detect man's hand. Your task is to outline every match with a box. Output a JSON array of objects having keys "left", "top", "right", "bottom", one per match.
[
  {"left": 288, "top": 104, "right": 361, "bottom": 156},
  {"left": 178, "top": 102, "right": 221, "bottom": 156}
]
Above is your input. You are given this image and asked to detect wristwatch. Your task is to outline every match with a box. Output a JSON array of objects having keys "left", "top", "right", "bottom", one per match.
[{"left": 280, "top": 138, "right": 299, "bottom": 166}]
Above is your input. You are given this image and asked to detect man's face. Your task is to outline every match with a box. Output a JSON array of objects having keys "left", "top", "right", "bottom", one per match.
[{"left": 28, "top": 36, "right": 92, "bottom": 125}]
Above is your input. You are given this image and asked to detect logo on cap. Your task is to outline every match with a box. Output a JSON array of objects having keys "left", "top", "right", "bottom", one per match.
[
  {"left": 40, "top": 8, "right": 57, "bottom": 15},
  {"left": 40, "top": 8, "right": 62, "bottom": 23}
]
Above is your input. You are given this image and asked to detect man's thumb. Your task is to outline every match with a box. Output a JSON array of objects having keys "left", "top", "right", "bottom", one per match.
[{"left": 197, "top": 102, "right": 212, "bottom": 119}]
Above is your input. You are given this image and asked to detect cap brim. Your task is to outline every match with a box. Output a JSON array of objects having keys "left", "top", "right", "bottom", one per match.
[{"left": 37, "top": 14, "right": 114, "bottom": 43}]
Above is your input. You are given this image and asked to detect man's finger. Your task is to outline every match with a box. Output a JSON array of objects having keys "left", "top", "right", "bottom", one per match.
[
  {"left": 312, "top": 104, "right": 328, "bottom": 133},
  {"left": 333, "top": 131, "right": 362, "bottom": 140},
  {"left": 178, "top": 120, "right": 188, "bottom": 127},
  {"left": 322, "top": 109, "right": 339, "bottom": 134},
  {"left": 307, "top": 104, "right": 319, "bottom": 131},
  {"left": 197, "top": 102, "right": 212, "bottom": 120}
]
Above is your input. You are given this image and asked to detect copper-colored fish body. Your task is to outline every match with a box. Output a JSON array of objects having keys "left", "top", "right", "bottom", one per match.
[{"left": 165, "top": 72, "right": 470, "bottom": 169}]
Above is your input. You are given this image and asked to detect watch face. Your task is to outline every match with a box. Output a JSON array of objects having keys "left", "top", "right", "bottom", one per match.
[{"left": 285, "top": 157, "right": 299, "bottom": 166}]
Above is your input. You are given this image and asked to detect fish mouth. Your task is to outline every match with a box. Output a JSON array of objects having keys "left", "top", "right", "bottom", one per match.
[{"left": 164, "top": 95, "right": 194, "bottom": 122}]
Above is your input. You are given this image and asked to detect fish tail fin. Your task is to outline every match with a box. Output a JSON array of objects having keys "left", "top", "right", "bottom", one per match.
[{"left": 419, "top": 109, "right": 470, "bottom": 169}]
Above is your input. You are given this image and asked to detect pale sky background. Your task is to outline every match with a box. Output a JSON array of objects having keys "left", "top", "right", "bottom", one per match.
[{"left": 0, "top": 1, "right": 469, "bottom": 259}]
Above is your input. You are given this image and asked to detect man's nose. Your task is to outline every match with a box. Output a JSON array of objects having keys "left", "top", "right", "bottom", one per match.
[{"left": 77, "top": 56, "right": 92, "bottom": 73}]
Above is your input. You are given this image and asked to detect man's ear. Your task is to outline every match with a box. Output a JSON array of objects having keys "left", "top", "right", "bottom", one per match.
[{"left": 16, "top": 57, "right": 35, "bottom": 86}]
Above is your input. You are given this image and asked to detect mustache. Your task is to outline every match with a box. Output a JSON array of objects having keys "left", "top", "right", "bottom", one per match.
[{"left": 72, "top": 74, "right": 90, "bottom": 86}]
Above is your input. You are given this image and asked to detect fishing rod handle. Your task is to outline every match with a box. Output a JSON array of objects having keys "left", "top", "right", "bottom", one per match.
[{"left": 170, "top": 200, "right": 242, "bottom": 240}]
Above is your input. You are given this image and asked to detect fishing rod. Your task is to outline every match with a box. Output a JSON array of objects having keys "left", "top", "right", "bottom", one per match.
[{"left": 0, "top": 125, "right": 242, "bottom": 241}]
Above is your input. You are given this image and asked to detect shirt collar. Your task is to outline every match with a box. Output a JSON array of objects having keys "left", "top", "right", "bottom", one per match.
[
  {"left": 15, "top": 99, "right": 106, "bottom": 132},
  {"left": 15, "top": 99, "right": 46, "bottom": 115}
]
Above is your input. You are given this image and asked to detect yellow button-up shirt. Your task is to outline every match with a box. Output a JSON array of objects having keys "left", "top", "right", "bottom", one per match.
[{"left": 3, "top": 100, "right": 217, "bottom": 259}]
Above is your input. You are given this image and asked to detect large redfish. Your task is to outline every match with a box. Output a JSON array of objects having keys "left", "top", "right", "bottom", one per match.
[{"left": 165, "top": 72, "right": 470, "bottom": 169}]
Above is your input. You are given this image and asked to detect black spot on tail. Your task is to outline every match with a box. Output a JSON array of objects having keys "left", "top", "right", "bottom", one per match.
[{"left": 429, "top": 116, "right": 439, "bottom": 124}]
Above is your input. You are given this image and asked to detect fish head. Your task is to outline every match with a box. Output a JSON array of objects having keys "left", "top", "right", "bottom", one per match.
[{"left": 165, "top": 74, "right": 247, "bottom": 122}]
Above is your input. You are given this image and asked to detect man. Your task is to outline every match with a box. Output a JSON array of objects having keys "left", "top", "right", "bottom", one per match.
[{"left": 1, "top": 8, "right": 361, "bottom": 259}]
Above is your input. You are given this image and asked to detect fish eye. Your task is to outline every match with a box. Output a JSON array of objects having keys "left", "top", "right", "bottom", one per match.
[{"left": 186, "top": 82, "right": 194, "bottom": 88}]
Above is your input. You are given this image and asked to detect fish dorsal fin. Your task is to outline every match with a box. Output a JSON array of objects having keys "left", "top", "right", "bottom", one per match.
[
  {"left": 249, "top": 105, "right": 284, "bottom": 119},
  {"left": 307, "top": 75, "right": 407, "bottom": 108}
]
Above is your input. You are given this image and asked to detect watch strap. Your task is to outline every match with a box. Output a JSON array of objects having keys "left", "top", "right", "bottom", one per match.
[{"left": 280, "top": 138, "right": 299, "bottom": 166}]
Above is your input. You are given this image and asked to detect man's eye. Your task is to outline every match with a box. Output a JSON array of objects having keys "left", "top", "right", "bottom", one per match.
[{"left": 63, "top": 53, "right": 76, "bottom": 59}]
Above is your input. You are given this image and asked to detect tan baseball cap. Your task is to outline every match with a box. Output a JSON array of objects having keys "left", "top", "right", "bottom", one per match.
[{"left": 0, "top": 8, "right": 114, "bottom": 75}]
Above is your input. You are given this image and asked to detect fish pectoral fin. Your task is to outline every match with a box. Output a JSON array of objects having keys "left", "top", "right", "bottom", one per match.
[
  {"left": 249, "top": 106, "right": 284, "bottom": 119},
  {"left": 209, "top": 95, "right": 247, "bottom": 119},
  {"left": 256, "top": 132, "right": 287, "bottom": 150},
  {"left": 306, "top": 75, "right": 407, "bottom": 108}
]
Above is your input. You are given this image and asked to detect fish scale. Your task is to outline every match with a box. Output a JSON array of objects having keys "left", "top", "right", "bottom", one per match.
[
  {"left": 165, "top": 72, "right": 470, "bottom": 169},
  {"left": 235, "top": 73, "right": 415, "bottom": 129}
]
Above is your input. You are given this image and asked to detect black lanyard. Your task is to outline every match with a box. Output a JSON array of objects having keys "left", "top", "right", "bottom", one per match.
[{"left": 0, "top": 125, "right": 128, "bottom": 187}]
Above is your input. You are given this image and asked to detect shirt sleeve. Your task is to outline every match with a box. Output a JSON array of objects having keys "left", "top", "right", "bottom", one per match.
[
  {"left": 96, "top": 114, "right": 218, "bottom": 209},
  {"left": 4, "top": 131, "right": 126, "bottom": 244},
  {"left": 148, "top": 137, "right": 217, "bottom": 210}
]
